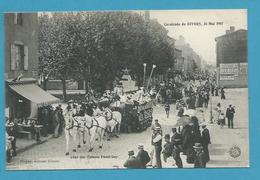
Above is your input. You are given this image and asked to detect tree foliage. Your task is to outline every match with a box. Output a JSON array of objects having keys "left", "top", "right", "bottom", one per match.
[{"left": 38, "top": 11, "right": 175, "bottom": 94}]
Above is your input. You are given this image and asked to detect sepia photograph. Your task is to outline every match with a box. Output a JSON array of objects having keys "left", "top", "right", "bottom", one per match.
[{"left": 4, "top": 9, "right": 248, "bottom": 170}]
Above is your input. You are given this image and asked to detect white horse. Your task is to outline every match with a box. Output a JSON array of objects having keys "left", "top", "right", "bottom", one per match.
[
  {"left": 64, "top": 113, "right": 83, "bottom": 155},
  {"left": 83, "top": 114, "right": 107, "bottom": 152},
  {"left": 103, "top": 108, "right": 122, "bottom": 138},
  {"left": 64, "top": 113, "right": 107, "bottom": 155}
]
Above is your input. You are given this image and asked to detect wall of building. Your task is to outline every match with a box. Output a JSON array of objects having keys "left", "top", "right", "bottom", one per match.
[
  {"left": 216, "top": 29, "right": 247, "bottom": 67},
  {"left": 215, "top": 28, "right": 247, "bottom": 88},
  {"left": 174, "top": 48, "right": 184, "bottom": 71},
  {"left": 5, "top": 13, "right": 38, "bottom": 80},
  {"left": 217, "top": 63, "right": 248, "bottom": 88},
  {"left": 175, "top": 36, "right": 200, "bottom": 74}
]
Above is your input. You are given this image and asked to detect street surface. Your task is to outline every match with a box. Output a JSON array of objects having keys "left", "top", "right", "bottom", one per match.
[{"left": 7, "top": 88, "right": 249, "bottom": 170}]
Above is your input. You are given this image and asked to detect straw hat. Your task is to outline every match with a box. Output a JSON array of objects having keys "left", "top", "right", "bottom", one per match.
[
  {"left": 193, "top": 143, "right": 203, "bottom": 149},
  {"left": 128, "top": 150, "right": 134, "bottom": 155},
  {"left": 138, "top": 144, "right": 144, "bottom": 149}
]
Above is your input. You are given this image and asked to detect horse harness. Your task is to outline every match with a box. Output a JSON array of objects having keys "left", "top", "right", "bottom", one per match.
[
  {"left": 105, "top": 111, "right": 120, "bottom": 125},
  {"left": 66, "top": 116, "right": 105, "bottom": 132}
]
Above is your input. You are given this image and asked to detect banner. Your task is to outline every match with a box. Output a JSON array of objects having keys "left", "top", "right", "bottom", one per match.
[{"left": 219, "top": 63, "right": 239, "bottom": 76}]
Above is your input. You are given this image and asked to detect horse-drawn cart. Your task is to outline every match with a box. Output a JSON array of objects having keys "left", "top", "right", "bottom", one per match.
[{"left": 120, "top": 100, "right": 153, "bottom": 133}]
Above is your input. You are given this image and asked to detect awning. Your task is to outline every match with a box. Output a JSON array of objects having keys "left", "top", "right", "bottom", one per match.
[{"left": 9, "top": 83, "right": 60, "bottom": 106}]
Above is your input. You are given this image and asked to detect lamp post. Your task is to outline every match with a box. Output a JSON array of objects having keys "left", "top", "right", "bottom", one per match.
[
  {"left": 210, "top": 83, "right": 213, "bottom": 124},
  {"left": 143, "top": 63, "right": 147, "bottom": 87},
  {"left": 146, "top": 64, "right": 156, "bottom": 90}
]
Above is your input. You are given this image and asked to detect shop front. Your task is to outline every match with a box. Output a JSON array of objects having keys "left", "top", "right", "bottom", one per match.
[{"left": 6, "top": 78, "right": 60, "bottom": 119}]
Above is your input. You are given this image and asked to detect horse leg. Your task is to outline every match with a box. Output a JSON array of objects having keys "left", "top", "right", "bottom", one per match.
[
  {"left": 106, "top": 126, "right": 111, "bottom": 141},
  {"left": 65, "top": 130, "right": 70, "bottom": 155},
  {"left": 77, "top": 132, "right": 82, "bottom": 148},
  {"left": 88, "top": 128, "right": 96, "bottom": 152},
  {"left": 72, "top": 129, "right": 78, "bottom": 152},
  {"left": 82, "top": 131, "right": 86, "bottom": 144},
  {"left": 110, "top": 124, "right": 116, "bottom": 138},
  {"left": 116, "top": 123, "right": 121, "bottom": 137},
  {"left": 99, "top": 129, "right": 104, "bottom": 149}
]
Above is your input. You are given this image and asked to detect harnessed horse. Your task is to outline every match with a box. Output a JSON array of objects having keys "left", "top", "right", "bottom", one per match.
[
  {"left": 64, "top": 112, "right": 107, "bottom": 155},
  {"left": 103, "top": 108, "right": 122, "bottom": 138}
]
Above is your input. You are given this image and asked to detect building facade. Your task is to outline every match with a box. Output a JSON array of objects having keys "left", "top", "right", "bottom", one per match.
[
  {"left": 175, "top": 36, "right": 200, "bottom": 74},
  {"left": 174, "top": 48, "right": 184, "bottom": 72},
  {"left": 215, "top": 27, "right": 247, "bottom": 88},
  {"left": 5, "top": 13, "right": 39, "bottom": 80},
  {"left": 5, "top": 13, "right": 59, "bottom": 119}
]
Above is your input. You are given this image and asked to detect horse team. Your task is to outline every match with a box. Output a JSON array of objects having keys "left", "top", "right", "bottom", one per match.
[{"left": 63, "top": 103, "right": 122, "bottom": 155}]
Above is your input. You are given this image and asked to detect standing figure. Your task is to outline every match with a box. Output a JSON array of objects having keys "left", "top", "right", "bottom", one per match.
[
  {"left": 226, "top": 105, "right": 235, "bottom": 129},
  {"left": 162, "top": 134, "right": 173, "bottom": 163},
  {"left": 211, "top": 84, "right": 215, "bottom": 96},
  {"left": 215, "top": 87, "right": 219, "bottom": 96},
  {"left": 136, "top": 144, "right": 150, "bottom": 168},
  {"left": 151, "top": 119, "right": 162, "bottom": 133},
  {"left": 214, "top": 103, "right": 222, "bottom": 123},
  {"left": 220, "top": 87, "right": 226, "bottom": 100},
  {"left": 6, "top": 118, "right": 18, "bottom": 157},
  {"left": 201, "top": 124, "right": 211, "bottom": 162},
  {"left": 164, "top": 103, "right": 170, "bottom": 118},
  {"left": 218, "top": 113, "right": 225, "bottom": 128},
  {"left": 203, "top": 91, "right": 209, "bottom": 108},
  {"left": 123, "top": 150, "right": 142, "bottom": 169},
  {"left": 171, "top": 128, "right": 183, "bottom": 168},
  {"left": 152, "top": 127, "right": 162, "bottom": 168},
  {"left": 53, "top": 107, "right": 61, "bottom": 138},
  {"left": 193, "top": 143, "right": 207, "bottom": 168}
]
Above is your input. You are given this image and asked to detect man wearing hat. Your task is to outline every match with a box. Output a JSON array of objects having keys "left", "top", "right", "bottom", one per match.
[
  {"left": 151, "top": 119, "right": 162, "bottom": 133},
  {"left": 226, "top": 104, "right": 235, "bottom": 129},
  {"left": 162, "top": 134, "right": 173, "bottom": 163},
  {"left": 193, "top": 143, "right": 207, "bottom": 168},
  {"left": 171, "top": 128, "right": 183, "bottom": 168},
  {"left": 136, "top": 144, "right": 150, "bottom": 168},
  {"left": 152, "top": 126, "right": 162, "bottom": 168},
  {"left": 123, "top": 150, "right": 142, "bottom": 169},
  {"left": 201, "top": 123, "right": 211, "bottom": 162}
]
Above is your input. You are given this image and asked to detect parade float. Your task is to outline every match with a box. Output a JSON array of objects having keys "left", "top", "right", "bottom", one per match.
[{"left": 110, "top": 69, "right": 153, "bottom": 133}]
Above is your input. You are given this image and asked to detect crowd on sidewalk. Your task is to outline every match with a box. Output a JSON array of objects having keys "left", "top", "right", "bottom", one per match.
[{"left": 123, "top": 77, "right": 236, "bottom": 169}]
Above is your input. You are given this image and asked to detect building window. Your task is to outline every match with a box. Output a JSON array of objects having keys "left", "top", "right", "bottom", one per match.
[
  {"left": 10, "top": 43, "right": 28, "bottom": 71},
  {"left": 14, "top": 13, "right": 23, "bottom": 25}
]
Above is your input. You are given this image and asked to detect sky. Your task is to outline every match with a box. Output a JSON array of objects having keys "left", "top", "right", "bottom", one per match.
[{"left": 149, "top": 9, "right": 247, "bottom": 66}]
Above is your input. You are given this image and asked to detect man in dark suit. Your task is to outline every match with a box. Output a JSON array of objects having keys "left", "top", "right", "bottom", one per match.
[
  {"left": 226, "top": 105, "right": 235, "bottom": 129},
  {"left": 162, "top": 134, "right": 173, "bottom": 163},
  {"left": 123, "top": 150, "right": 142, "bottom": 169},
  {"left": 201, "top": 124, "right": 211, "bottom": 162},
  {"left": 171, "top": 128, "right": 183, "bottom": 168},
  {"left": 193, "top": 143, "right": 207, "bottom": 168},
  {"left": 136, "top": 144, "right": 150, "bottom": 168}
]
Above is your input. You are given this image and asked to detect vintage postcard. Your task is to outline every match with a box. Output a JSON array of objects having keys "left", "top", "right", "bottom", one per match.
[{"left": 4, "top": 9, "right": 248, "bottom": 170}]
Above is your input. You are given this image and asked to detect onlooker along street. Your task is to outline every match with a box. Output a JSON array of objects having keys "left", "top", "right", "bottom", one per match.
[{"left": 5, "top": 10, "right": 248, "bottom": 170}]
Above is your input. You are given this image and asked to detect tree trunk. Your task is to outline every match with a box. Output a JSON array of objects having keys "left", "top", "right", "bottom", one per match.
[
  {"left": 43, "top": 78, "right": 47, "bottom": 91},
  {"left": 61, "top": 78, "right": 67, "bottom": 102}
]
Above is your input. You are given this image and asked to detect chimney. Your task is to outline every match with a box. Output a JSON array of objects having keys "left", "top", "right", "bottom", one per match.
[{"left": 230, "top": 26, "right": 235, "bottom": 33}]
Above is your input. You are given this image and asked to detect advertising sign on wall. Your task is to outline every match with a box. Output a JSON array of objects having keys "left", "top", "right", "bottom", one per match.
[{"left": 219, "top": 63, "right": 239, "bottom": 76}]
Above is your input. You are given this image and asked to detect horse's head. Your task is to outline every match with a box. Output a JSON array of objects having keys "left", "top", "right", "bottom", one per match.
[{"left": 103, "top": 109, "right": 112, "bottom": 120}]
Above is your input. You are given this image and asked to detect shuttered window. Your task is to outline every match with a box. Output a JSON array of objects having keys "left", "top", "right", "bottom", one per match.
[
  {"left": 10, "top": 43, "right": 28, "bottom": 71},
  {"left": 10, "top": 44, "right": 16, "bottom": 70},
  {"left": 24, "top": 46, "right": 28, "bottom": 70},
  {"left": 14, "top": 13, "right": 23, "bottom": 25}
]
